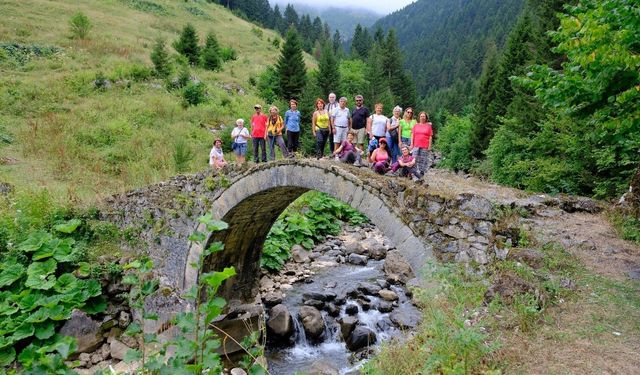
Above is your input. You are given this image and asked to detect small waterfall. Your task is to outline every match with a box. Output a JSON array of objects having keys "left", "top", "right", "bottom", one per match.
[{"left": 292, "top": 312, "right": 308, "bottom": 346}]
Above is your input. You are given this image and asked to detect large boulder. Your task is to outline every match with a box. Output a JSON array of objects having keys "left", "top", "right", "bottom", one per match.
[
  {"left": 298, "top": 306, "right": 325, "bottom": 340},
  {"left": 345, "top": 326, "right": 377, "bottom": 352},
  {"left": 457, "top": 193, "right": 493, "bottom": 220},
  {"left": 59, "top": 310, "right": 104, "bottom": 354},
  {"left": 338, "top": 316, "right": 358, "bottom": 341},
  {"left": 390, "top": 309, "right": 421, "bottom": 330},
  {"left": 343, "top": 241, "right": 366, "bottom": 255},
  {"left": 109, "top": 339, "right": 131, "bottom": 360},
  {"left": 347, "top": 253, "right": 368, "bottom": 265},
  {"left": 267, "top": 304, "right": 294, "bottom": 340},
  {"left": 291, "top": 245, "right": 311, "bottom": 263},
  {"left": 383, "top": 251, "right": 415, "bottom": 284}
]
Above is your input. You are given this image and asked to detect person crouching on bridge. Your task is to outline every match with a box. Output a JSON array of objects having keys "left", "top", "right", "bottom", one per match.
[
  {"left": 209, "top": 138, "right": 227, "bottom": 170},
  {"left": 369, "top": 137, "right": 390, "bottom": 174},
  {"left": 388, "top": 144, "right": 420, "bottom": 181},
  {"left": 332, "top": 132, "right": 362, "bottom": 166},
  {"left": 266, "top": 105, "right": 292, "bottom": 161}
]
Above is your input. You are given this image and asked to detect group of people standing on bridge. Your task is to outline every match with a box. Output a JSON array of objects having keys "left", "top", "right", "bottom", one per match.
[{"left": 209, "top": 93, "right": 433, "bottom": 182}]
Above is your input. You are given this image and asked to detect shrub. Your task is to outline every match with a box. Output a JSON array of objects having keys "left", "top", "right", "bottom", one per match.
[
  {"left": 182, "top": 81, "right": 207, "bottom": 107},
  {"left": 150, "top": 38, "right": 172, "bottom": 78},
  {"left": 173, "top": 138, "right": 194, "bottom": 172},
  {"left": 120, "top": 0, "right": 167, "bottom": 15},
  {"left": 69, "top": 11, "right": 92, "bottom": 39},
  {"left": 201, "top": 32, "right": 221, "bottom": 71},
  {"left": 220, "top": 46, "right": 237, "bottom": 62},
  {"left": 173, "top": 24, "right": 200, "bottom": 65},
  {"left": 435, "top": 114, "right": 474, "bottom": 172}
]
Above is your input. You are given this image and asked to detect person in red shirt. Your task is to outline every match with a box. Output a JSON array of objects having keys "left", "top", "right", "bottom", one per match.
[
  {"left": 250, "top": 104, "right": 268, "bottom": 163},
  {"left": 410, "top": 111, "right": 433, "bottom": 178}
]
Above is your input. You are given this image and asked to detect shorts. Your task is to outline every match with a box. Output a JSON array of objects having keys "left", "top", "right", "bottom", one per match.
[
  {"left": 334, "top": 126, "right": 349, "bottom": 144},
  {"left": 353, "top": 128, "right": 367, "bottom": 145},
  {"left": 234, "top": 142, "right": 247, "bottom": 156}
]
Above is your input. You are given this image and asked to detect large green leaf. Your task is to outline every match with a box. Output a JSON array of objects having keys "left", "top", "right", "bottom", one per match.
[
  {"left": 12, "top": 322, "right": 35, "bottom": 341},
  {"left": 0, "top": 263, "right": 25, "bottom": 287},
  {"left": 17, "top": 232, "right": 52, "bottom": 253},
  {"left": 53, "top": 273, "right": 78, "bottom": 294},
  {"left": 53, "top": 219, "right": 82, "bottom": 234},
  {"left": 34, "top": 321, "right": 55, "bottom": 340},
  {"left": 0, "top": 347, "right": 16, "bottom": 367},
  {"left": 26, "top": 258, "right": 57, "bottom": 290},
  {"left": 52, "top": 238, "right": 77, "bottom": 262}
]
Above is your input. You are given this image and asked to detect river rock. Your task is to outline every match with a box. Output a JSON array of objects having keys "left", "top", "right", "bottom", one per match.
[
  {"left": 344, "top": 241, "right": 366, "bottom": 255},
  {"left": 308, "top": 361, "right": 339, "bottom": 375},
  {"left": 292, "top": 245, "right": 311, "bottom": 263},
  {"left": 303, "top": 291, "right": 334, "bottom": 301},
  {"left": 376, "top": 300, "right": 393, "bottom": 313},
  {"left": 59, "top": 310, "right": 103, "bottom": 354},
  {"left": 109, "top": 339, "right": 131, "bottom": 360},
  {"left": 358, "top": 282, "right": 381, "bottom": 296},
  {"left": 348, "top": 253, "right": 368, "bottom": 265},
  {"left": 267, "top": 304, "right": 294, "bottom": 339},
  {"left": 345, "top": 304, "right": 359, "bottom": 316},
  {"left": 260, "top": 276, "right": 275, "bottom": 291},
  {"left": 339, "top": 316, "right": 358, "bottom": 341},
  {"left": 325, "top": 303, "right": 340, "bottom": 317},
  {"left": 368, "top": 246, "right": 388, "bottom": 260},
  {"left": 230, "top": 368, "right": 248, "bottom": 375},
  {"left": 298, "top": 306, "right": 324, "bottom": 340},
  {"left": 304, "top": 299, "right": 325, "bottom": 309},
  {"left": 378, "top": 289, "right": 399, "bottom": 302},
  {"left": 346, "top": 326, "right": 377, "bottom": 352},
  {"left": 383, "top": 251, "right": 415, "bottom": 284},
  {"left": 263, "top": 291, "right": 284, "bottom": 307},
  {"left": 390, "top": 309, "right": 420, "bottom": 329}
]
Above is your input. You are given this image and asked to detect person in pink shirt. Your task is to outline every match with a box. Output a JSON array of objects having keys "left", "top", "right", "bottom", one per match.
[
  {"left": 250, "top": 104, "right": 268, "bottom": 163},
  {"left": 410, "top": 111, "right": 433, "bottom": 178},
  {"left": 369, "top": 138, "right": 390, "bottom": 174},
  {"left": 388, "top": 144, "right": 420, "bottom": 180},
  {"left": 332, "top": 132, "right": 363, "bottom": 165}
]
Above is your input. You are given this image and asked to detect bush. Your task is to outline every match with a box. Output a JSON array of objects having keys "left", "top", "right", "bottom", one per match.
[
  {"left": 220, "top": 46, "right": 237, "bottom": 62},
  {"left": 69, "top": 11, "right": 92, "bottom": 39},
  {"left": 435, "top": 114, "right": 474, "bottom": 172},
  {"left": 150, "top": 38, "right": 172, "bottom": 78},
  {"left": 182, "top": 82, "right": 207, "bottom": 107},
  {"left": 172, "top": 138, "right": 194, "bottom": 172}
]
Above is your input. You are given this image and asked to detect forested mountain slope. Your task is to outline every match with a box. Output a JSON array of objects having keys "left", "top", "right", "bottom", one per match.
[{"left": 373, "top": 0, "right": 524, "bottom": 97}]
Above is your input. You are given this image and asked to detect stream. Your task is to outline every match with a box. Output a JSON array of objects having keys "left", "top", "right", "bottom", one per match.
[{"left": 262, "top": 225, "right": 421, "bottom": 375}]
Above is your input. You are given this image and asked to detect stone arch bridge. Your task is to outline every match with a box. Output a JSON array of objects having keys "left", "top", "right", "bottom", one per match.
[{"left": 102, "top": 159, "right": 511, "bottom": 340}]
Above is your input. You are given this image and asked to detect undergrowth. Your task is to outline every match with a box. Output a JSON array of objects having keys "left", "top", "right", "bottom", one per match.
[
  {"left": 609, "top": 210, "right": 640, "bottom": 245},
  {"left": 260, "top": 191, "right": 368, "bottom": 271}
]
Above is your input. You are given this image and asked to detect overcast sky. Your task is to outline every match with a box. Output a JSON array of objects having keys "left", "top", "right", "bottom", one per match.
[{"left": 272, "top": 0, "right": 416, "bottom": 15}]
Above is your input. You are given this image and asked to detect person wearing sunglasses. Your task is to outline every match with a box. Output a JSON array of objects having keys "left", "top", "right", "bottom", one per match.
[{"left": 399, "top": 107, "right": 416, "bottom": 147}]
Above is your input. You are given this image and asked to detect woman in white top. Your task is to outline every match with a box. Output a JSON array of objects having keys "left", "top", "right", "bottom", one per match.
[
  {"left": 386, "top": 105, "right": 402, "bottom": 163},
  {"left": 230, "top": 118, "right": 251, "bottom": 165},
  {"left": 209, "top": 138, "right": 227, "bottom": 169},
  {"left": 367, "top": 103, "right": 390, "bottom": 143}
]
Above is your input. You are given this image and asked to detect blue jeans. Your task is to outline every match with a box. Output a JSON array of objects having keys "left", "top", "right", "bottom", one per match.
[
  {"left": 316, "top": 128, "right": 330, "bottom": 159},
  {"left": 387, "top": 132, "right": 401, "bottom": 164}
]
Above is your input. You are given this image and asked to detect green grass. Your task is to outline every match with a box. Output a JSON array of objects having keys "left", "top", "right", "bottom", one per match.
[{"left": 0, "top": 0, "right": 316, "bottom": 201}]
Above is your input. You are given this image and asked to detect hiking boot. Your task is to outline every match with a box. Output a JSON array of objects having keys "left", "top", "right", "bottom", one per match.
[{"left": 353, "top": 160, "right": 362, "bottom": 167}]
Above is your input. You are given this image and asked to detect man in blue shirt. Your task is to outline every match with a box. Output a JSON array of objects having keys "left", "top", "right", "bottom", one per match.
[{"left": 284, "top": 99, "right": 301, "bottom": 154}]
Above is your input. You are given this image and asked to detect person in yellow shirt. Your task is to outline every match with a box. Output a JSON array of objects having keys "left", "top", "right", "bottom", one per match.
[
  {"left": 266, "top": 106, "right": 292, "bottom": 160},
  {"left": 312, "top": 98, "right": 331, "bottom": 159}
]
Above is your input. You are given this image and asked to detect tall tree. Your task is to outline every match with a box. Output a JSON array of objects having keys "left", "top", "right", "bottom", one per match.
[
  {"left": 283, "top": 4, "right": 299, "bottom": 30},
  {"left": 173, "top": 23, "right": 200, "bottom": 65},
  {"left": 316, "top": 41, "right": 340, "bottom": 95},
  {"left": 351, "top": 24, "right": 373, "bottom": 59},
  {"left": 299, "top": 14, "right": 313, "bottom": 52},
  {"left": 272, "top": 5, "right": 286, "bottom": 34},
  {"left": 312, "top": 17, "right": 324, "bottom": 42},
  {"left": 276, "top": 27, "right": 307, "bottom": 101},
  {"left": 332, "top": 30, "right": 344, "bottom": 57},
  {"left": 470, "top": 42, "right": 499, "bottom": 157}
]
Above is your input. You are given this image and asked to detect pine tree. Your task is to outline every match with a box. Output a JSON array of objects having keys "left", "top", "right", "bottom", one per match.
[
  {"left": 323, "top": 22, "right": 331, "bottom": 42},
  {"left": 150, "top": 38, "right": 171, "bottom": 78},
  {"left": 299, "top": 14, "right": 313, "bottom": 52},
  {"left": 470, "top": 42, "right": 499, "bottom": 157},
  {"left": 366, "top": 42, "right": 393, "bottom": 109},
  {"left": 283, "top": 4, "right": 299, "bottom": 30},
  {"left": 373, "top": 26, "right": 385, "bottom": 44},
  {"left": 173, "top": 24, "right": 200, "bottom": 65},
  {"left": 351, "top": 24, "right": 373, "bottom": 59},
  {"left": 316, "top": 41, "right": 340, "bottom": 95},
  {"left": 201, "top": 32, "right": 221, "bottom": 71},
  {"left": 332, "top": 30, "right": 344, "bottom": 57},
  {"left": 273, "top": 5, "right": 285, "bottom": 35},
  {"left": 312, "top": 17, "right": 324, "bottom": 42},
  {"left": 276, "top": 27, "right": 307, "bottom": 101}
]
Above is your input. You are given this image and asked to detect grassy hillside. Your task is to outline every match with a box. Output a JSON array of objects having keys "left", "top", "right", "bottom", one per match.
[{"left": 0, "top": 0, "right": 314, "bottom": 202}]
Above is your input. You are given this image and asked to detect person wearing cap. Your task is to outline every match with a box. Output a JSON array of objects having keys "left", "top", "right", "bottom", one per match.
[
  {"left": 368, "top": 137, "right": 390, "bottom": 174},
  {"left": 330, "top": 97, "right": 351, "bottom": 150},
  {"left": 230, "top": 118, "right": 251, "bottom": 165},
  {"left": 325, "top": 92, "right": 338, "bottom": 153},
  {"left": 209, "top": 138, "right": 227, "bottom": 170},
  {"left": 284, "top": 99, "right": 301, "bottom": 155},
  {"left": 250, "top": 104, "right": 268, "bottom": 163},
  {"left": 351, "top": 95, "right": 370, "bottom": 151}
]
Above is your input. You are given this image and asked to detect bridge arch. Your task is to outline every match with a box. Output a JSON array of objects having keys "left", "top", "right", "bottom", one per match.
[{"left": 183, "top": 160, "right": 432, "bottom": 301}]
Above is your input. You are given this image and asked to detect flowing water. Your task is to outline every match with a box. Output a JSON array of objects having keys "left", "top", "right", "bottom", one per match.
[{"left": 265, "top": 253, "right": 420, "bottom": 375}]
